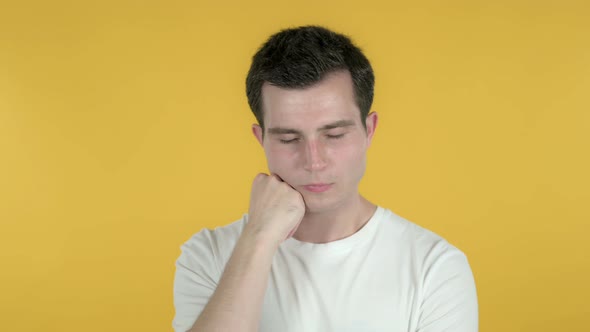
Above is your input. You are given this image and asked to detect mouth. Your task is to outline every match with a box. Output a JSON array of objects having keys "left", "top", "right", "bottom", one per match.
[{"left": 302, "top": 183, "right": 332, "bottom": 193}]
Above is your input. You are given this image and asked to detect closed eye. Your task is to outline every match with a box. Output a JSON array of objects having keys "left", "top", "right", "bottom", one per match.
[
  {"left": 279, "top": 138, "right": 300, "bottom": 144},
  {"left": 326, "top": 133, "right": 345, "bottom": 139}
]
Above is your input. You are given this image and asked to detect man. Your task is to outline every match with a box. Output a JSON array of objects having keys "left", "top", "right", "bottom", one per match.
[{"left": 173, "top": 26, "right": 478, "bottom": 332}]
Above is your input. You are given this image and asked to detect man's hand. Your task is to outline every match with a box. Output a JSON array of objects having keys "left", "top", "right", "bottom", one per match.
[{"left": 245, "top": 173, "right": 305, "bottom": 248}]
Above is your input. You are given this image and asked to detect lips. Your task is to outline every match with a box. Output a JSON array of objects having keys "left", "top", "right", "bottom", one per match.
[{"left": 303, "top": 183, "right": 332, "bottom": 193}]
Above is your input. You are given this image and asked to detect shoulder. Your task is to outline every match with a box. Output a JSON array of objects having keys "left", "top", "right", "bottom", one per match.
[
  {"left": 377, "top": 207, "right": 471, "bottom": 271},
  {"left": 177, "top": 215, "right": 248, "bottom": 275},
  {"left": 377, "top": 208, "right": 478, "bottom": 329}
]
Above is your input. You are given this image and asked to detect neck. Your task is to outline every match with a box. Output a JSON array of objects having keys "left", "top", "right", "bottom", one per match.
[{"left": 293, "top": 195, "right": 377, "bottom": 244}]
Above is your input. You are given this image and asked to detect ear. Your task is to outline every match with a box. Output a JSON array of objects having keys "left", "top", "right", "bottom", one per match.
[
  {"left": 252, "top": 124, "right": 264, "bottom": 146},
  {"left": 365, "top": 112, "right": 378, "bottom": 147}
]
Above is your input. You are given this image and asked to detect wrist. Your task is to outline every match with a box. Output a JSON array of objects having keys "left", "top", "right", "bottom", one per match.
[{"left": 241, "top": 221, "right": 282, "bottom": 253}]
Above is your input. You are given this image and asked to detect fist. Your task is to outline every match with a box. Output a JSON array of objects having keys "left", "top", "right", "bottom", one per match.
[{"left": 245, "top": 173, "right": 305, "bottom": 246}]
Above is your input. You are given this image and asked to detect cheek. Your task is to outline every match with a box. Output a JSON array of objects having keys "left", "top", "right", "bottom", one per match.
[
  {"left": 330, "top": 140, "right": 365, "bottom": 161},
  {"left": 330, "top": 143, "right": 367, "bottom": 177},
  {"left": 264, "top": 145, "right": 296, "bottom": 172}
]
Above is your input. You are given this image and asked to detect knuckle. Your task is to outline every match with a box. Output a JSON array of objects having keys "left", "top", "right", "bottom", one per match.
[
  {"left": 254, "top": 173, "right": 270, "bottom": 186},
  {"left": 271, "top": 174, "right": 282, "bottom": 184}
]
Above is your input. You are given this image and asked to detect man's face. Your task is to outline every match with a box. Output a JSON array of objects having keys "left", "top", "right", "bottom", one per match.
[{"left": 252, "top": 70, "right": 378, "bottom": 214}]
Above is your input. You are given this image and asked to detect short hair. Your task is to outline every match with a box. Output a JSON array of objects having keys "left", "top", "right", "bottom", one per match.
[{"left": 246, "top": 25, "right": 375, "bottom": 131}]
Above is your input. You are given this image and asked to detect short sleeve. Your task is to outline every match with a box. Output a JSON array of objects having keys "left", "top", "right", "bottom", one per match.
[
  {"left": 417, "top": 242, "right": 479, "bottom": 332},
  {"left": 172, "top": 218, "right": 246, "bottom": 332},
  {"left": 172, "top": 229, "right": 222, "bottom": 332}
]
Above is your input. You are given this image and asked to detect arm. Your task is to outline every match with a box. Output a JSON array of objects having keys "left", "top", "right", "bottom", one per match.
[
  {"left": 188, "top": 229, "right": 276, "bottom": 332},
  {"left": 176, "top": 174, "right": 304, "bottom": 332}
]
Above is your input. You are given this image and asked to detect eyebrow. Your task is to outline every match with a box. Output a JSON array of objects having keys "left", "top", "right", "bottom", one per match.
[{"left": 267, "top": 120, "right": 355, "bottom": 135}]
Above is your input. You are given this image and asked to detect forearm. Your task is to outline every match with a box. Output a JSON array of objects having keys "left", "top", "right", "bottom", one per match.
[{"left": 189, "top": 230, "right": 277, "bottom": 332}]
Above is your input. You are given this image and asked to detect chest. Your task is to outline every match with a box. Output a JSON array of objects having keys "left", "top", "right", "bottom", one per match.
[{"left": 259, "top": 246, "right": 422, "bottom": 332}]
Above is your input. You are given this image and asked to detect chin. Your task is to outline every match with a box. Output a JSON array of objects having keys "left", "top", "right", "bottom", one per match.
[{"left": 301, "top": 194, "right": 341, "bottom": 214}]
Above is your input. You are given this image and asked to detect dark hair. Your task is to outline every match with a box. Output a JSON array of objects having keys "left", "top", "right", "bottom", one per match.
[{"left": 246, "top": 25, "right": 375, "bottom": 131}]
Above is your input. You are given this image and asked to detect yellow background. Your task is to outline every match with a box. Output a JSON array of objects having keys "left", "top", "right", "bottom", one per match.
[{"left": 1, "top": 0, "right": 589, "bottom": 331}]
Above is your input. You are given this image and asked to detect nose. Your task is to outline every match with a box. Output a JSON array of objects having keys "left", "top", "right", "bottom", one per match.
[{"left": 303, "top": 139, "right": 327, "bottom": 171}]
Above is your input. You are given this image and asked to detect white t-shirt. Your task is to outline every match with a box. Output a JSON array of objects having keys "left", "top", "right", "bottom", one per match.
[{"left": 173, "top": 207, "right": 478, "bottom": 332}]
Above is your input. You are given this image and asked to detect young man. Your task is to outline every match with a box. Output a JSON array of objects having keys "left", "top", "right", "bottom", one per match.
[{"left": 173, "top": 26, "right": 478, "bottom": 332}]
